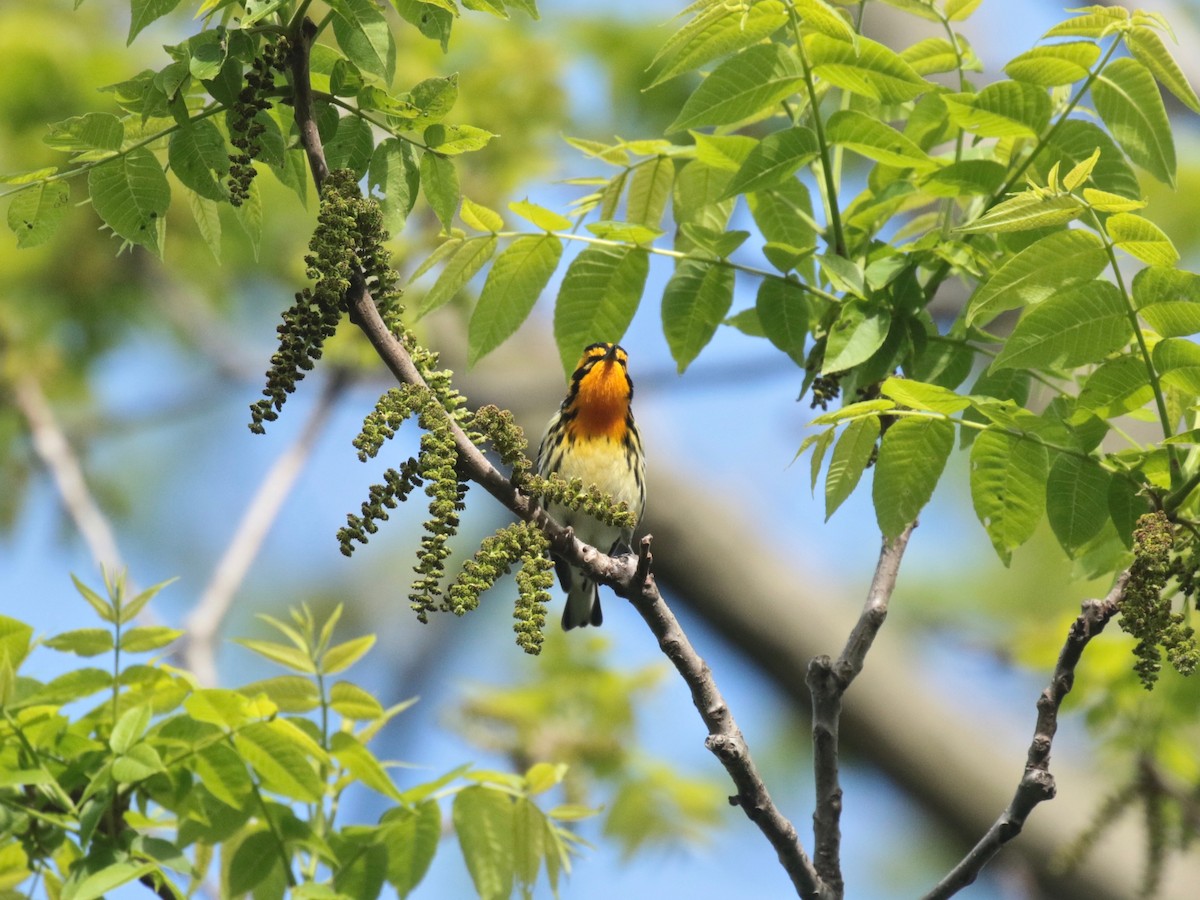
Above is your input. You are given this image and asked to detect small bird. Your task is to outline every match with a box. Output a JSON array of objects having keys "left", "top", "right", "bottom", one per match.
[{"left": 536, "top": 342, "right": 646, "bottom": 629}]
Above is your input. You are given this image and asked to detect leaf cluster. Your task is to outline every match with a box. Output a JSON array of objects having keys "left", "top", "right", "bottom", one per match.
[{"left": 0, "top": 577, "right": 589, "bottom": 900}]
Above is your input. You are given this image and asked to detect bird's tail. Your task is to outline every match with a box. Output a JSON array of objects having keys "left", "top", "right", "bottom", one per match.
[{"left": 562, "top": 575, "right": 602, "bottom": 630}]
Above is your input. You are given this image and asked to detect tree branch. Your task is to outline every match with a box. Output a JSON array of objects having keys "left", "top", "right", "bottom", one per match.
[
  {"left": 284, "top": 20, "right": 822, "bottom": 896},
  {"left": 807, "top": 525, "right": 914, "bottom": 897},
  {"left": 629, "top": 536, "right": 825, "bottom": 897},
  {"left": 181, "top": 372, "right": 347, "bottom": 686},
  {"left": 11, "top": 373, "right": 124, "bottom": 573},
  {"left": 923, "top": 570, "right": 1131, "bottom": 899}
]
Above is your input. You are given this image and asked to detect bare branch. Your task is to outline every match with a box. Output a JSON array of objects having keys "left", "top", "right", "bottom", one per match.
[
  {"left": 629, "top": 536, "right": 825, "bottom": 898},
  {"left": 808, "top": 525, "right": 914, "bottom": 896},
  {"left": 12, "top": 373, "right": 123, "bottom": 573},
  {"left": 922, "top": 570, "right": 1131, "bottom": 900},
  {"left": 181, "top": 372, "right": 347, "bottom": 686}
]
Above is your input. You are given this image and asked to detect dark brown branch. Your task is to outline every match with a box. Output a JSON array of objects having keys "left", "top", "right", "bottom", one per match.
[
  {"left": 283, "top": 19, "right": 822, "bottom": 896},
  {"left": 922, "top": 570, "right": 1131, "bottom": 900},
  {"left": 629, "top": 537, "right": 825, "bottom": 897},
  {"left": 807, "top": 525, "right": 914, "bottom": 897}
]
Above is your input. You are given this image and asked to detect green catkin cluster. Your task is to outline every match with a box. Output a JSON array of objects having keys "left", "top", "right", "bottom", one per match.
[
  {"left": 805, "top": 339, "right": 841, "bottom": 411},
  {"left": 1121, "top": 511, "right": 1198, "bottom": 688},
  {"left": 467, "top": 404, "right": 532, "bottom": 488},
  {"left": 525, "top": 472, "right": 638, "bottom": 530},
  {"left": 409, "top": 400, "right": 467, "bottom": 622},
  {"left": 250, "top": 169, "right": 399, "bottom": 433},
  {"left": 446, "top": 522, "right": 552, "bottom": 655},
  {"left": 352, "top": 385, "right": 430, "bottom": 461},
  {"left": 337, "top": 459, "right": 424, "bottom": 553},
  {"left": 228, "top": 38, "right": 289, "bottom": 206}
]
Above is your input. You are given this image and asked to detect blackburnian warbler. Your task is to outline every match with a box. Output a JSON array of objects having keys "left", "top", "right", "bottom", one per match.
[{"left": 537, "top": 342, "right": 646, "bottom": 629}]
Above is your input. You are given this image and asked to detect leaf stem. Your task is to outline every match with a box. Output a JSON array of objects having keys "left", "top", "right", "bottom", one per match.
[{"left": 790, "top": 8, "right": 847, "bottom": 257}]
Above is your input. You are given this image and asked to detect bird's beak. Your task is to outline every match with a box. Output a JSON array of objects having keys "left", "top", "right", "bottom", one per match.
[{"left": 603, "top": 344, "right": 619, "bottom": 361}]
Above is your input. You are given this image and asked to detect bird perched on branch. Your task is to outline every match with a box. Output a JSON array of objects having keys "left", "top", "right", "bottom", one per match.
[{"left": 536, "top": 342, "right": 646, "bottom": 629}]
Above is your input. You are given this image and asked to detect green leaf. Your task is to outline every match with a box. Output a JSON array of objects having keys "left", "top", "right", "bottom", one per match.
[
  {"left": 331, "top": 731, "right": 402, "bottom": 800},
  {"left": 44, "top": 112, "right": 124, "bottom": 153},
  {"left": 1092, "top": 57, "right": 1175, "bottom": 187},
  {"left": 920, "top": 160, "right": 1006, "bottom": 198},
  {"left": 185, "top": 688, "right": 265, "bottom": 730},
  {"left": 512, "top": 797, "right": 545, "bottom": 894},
  {"left": 110, "top": 703, "right": 153, "bottom": 754},
  {"left": 369, "top": 138, "right": 420, "bottom": 234},
  {"left": 805, "top": 33, "right": 931, "bottom": 104},
  {"left": 879, "top": 378, "right": 972, "bottom": 414},
  {"left": 942, "top": 80, "right": 1052, "bottom": 138},
  {"left": 553, "top": 245, "right": 649, "bottom": 376},
  {"left": 823, "top": 297, "right": 891, "bottom": 374},
  {"left": 1045, "top": 453, "right": 1110, "bottom": 557},
  {"left": 625, "top": 156, "right": 674, "bottom": 228},
  {"left": 661, "top": 259, "right": 736, "bottom": 373},
  {"left": 1044, "top": 6, "right": 1127, "bottom": 38},
  {"left": 239, "top": 675, "right": 321, "bottom": 713},
  {"left": 453, "top": 786, "right": 515, "bottom": 900},
  {"left": 965, "top": 229, "right": 1107, "bottom": 327},
  {"left": 382, "top": 801, "right": 441, "bottom": 897},
  {"left": 330, "top": 0, "right": 396, "bottom": 82},
  {"left": 88, "top": 148, "right": 170, "bottom": 257},
  {"left": 227, "top": 830, "right": 284, "bottom": 896},
  {"left": 872, "top": 416, "right": 954, "bottom": 539},
  {"left": 825, "top": 416, "right": 879, "bottom": 520},
  {"left": 756, "top": 277, "right": 808, "bottom": 363},
  {"left": 72, "top": 574, "right": 115, "bottom": 622},
  {"left": 825, "top": 110, "right": 936, "bottom": 171},
  {"left": 508, "top": 199, "right": 571, "bottom": 232},
  {"left": 1108, "top": 475, "right": 1146, "bottom": 549},
  {"left": 1082, "top": 187, "right": 1145, "bottom": 213},
  {"left": 42, "top": 628, "right": 113, "bottom": 657},
  {"left": 955, "top": 192, "right": 1085, "bottom": 233},
  {"left": 468, "top": 235, "right": 563, "bottom": 365},
  {"left": 120, "top": 626, "right": 183, "bottom": 653},
  {"left": 120, "top": 576, "right": 175, "bottom": 624},
  {"left": 1004, "top": 41, "right": 1100, "bottom": 87},
  {"left": 113, "top": 742, "right": 167, "bottom": 784},
  {"left": 322, "top": 634, "right": 376, "bottom": 675},
  {"left": 669, "top": 43, "right": 805, "bottom": 132},
  {"left": 194, "top": 742, "right": 254, "bottom": 808},
  {"left": 586, "top": 220, "right": 663, "bottom": 244},
  {"left": 1134, "top": 266, "right": 1200, "bottom": 336},
  {"left": 460, "top": 197, "right": 504, "bottom": 232},
  {"left": 418, "top": 235, "right": 498, "bottom": 318},
  {"left": 1074, "top": 354, "right": 1155, "bottom": 420},
  {"left": 990, "top": 281, "right": 1132, "bottom": 371},
  {"left": 1106, "top": 212, "right": 1179, "bottom": 266},
  {"left": 420, "top": 152, "right": 460, "bottom": 231},
  {"left": 236, "top": 638, "right": 316, "bottom": 674},
  {"left": 969, "top": 428, "right": 1048, "bottom": 564},
  {"left": 424, "top": 123, "right": 496, "bottom": 156},
  {"left": 128, "top": 0, "right": 184, "bottom": 44},
  {"left": 235, "top": 721, "right": 324, "bottom": 802},
  {"left": 722, "top": 127, "right": 819, "bottom": 198},
  {"left": 748, "top": 179, "right": 817, "bottom": 269},
  {"left": 330, "top": 680, "right": 385, "bottom": 720},
  {"left": 325, "top": 115, "right": 374, "bottom": 179},
  {"left": 71, "top": 863, "right": 157, "bottom": 900},
  {"left": 900, "top": 38, "right": 963, "bottom": 77},
  {"left": 672, "top": 159, "right": 736, "bottom": 235},
  {"left": 649, "top": 0, "right": 789, "bottom": 87},
  {"left": 1125, "top": 26, "right": 1200, "bottom": 114},
  {"left": 1153, "top": 338, "right": 1200, "bottom": 394},
  {"left": 168, "top": 119, "right": 228, "bottom": 202}
]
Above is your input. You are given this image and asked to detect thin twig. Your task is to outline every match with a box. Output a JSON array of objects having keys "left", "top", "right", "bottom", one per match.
[
  {"left": 630, "top": 537, "right": 825, "bottom": 897},
  {"left": 12, "top": 373, "right": 123, "bottom": 573},
  {"left": 923, "top": 570, "right": 1131, "bottom": 900},
  {"left": 284, "top": 21, "right": 823, "bottom": 896},
  {"left": 807, "top": 525, "right": 914, "bottom": 897},
  {"left": 181, "top": 372, "right": 348, "bottom": 686}
]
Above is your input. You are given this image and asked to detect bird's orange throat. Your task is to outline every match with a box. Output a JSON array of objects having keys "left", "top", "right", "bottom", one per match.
[{"left": 568, "top": 361, "right": 631, "bottom": 442}]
